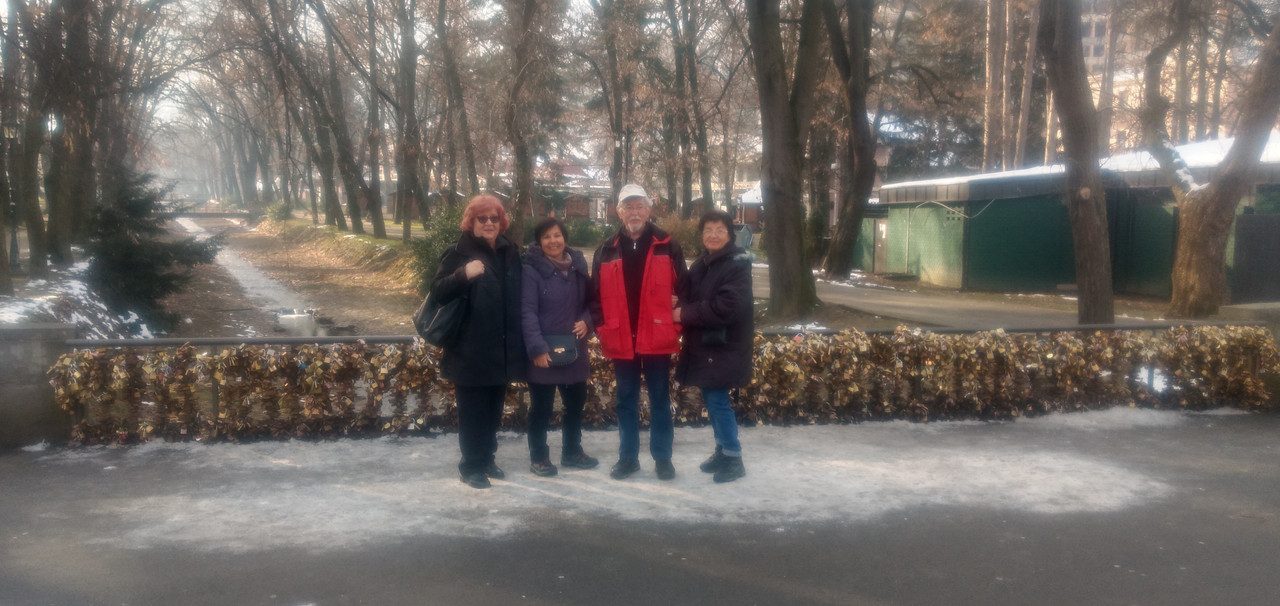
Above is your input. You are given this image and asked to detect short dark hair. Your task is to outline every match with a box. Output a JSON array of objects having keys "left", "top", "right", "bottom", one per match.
[
  {"left": 533, "top": 216, "right": 569, "bottom": 243},
  {"left": 697, "top": 209, "right": 735, "bottom": 235}
]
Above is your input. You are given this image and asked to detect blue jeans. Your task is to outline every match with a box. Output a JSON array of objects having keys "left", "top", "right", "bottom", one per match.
[
  {"left": 702, "top": 388, "right": 741, "bottom": 457},
  {"left": 613, "top": 355, "right": 673, "bottom": 461}
]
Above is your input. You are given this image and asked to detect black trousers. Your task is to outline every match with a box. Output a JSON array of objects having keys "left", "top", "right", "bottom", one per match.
[
  {"left": 527, "top": 382, "right": 588, "bottom": 462},
  {"left": 455, "top": 384, "right": 507, "bottom": 475}
]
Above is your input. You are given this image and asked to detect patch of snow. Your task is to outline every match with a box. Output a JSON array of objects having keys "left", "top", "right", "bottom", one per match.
[
  {"left": 0, "top": 298, "right": 43, "bottom": 323},
  {"left": 1187, "top": 407, "right": 1253, "bottom": 416},
  {"left": 35, "top": 410, "right": 1181, "bottom": 553},
  {"left": 0, "top": 265, "right": 151, "bottom": 338},
  {"left": 785, "top": 322, "right": 829, "bottom": 332},
  {"left": 1023, "top": 407, "right": 1182, "bottom": 430}
]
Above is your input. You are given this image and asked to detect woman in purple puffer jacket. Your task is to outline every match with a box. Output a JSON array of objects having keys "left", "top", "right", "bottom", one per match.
[{"left": 521, "top": 217, "right": 600, "bottom": 477}]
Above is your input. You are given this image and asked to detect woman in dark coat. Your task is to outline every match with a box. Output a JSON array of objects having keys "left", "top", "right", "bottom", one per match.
[
  {"left": 521, "top": 217, "right": 599, "bottom": 477},
  {"left": 429, "top": 194, "right": 526, "bottom": 489},
  {"left": 673, "top": 210, "right": 753, "bottom": 483}
]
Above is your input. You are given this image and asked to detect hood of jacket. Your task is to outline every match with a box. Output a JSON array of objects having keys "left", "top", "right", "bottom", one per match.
[
  {"left": 693, "top": 242, "right": 750, "bottom": 270},
  {"left": 525, "top": 242, "right": 590, "bottom": 279}
]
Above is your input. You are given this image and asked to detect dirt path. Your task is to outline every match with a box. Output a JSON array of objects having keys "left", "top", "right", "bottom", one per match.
[
  {"left": 160, "top": 218, "right": 926, "bottom": 338},
  {"left": 220, "top": 225, "right": 422, "bottom": 335},
  {"left": 161, "top": 219, "right": 421, "bottom": 338}
]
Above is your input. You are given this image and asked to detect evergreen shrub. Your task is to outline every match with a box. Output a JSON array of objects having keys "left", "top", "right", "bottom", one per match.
[
  {"left": 85, "top": 172, "right": 221, "bottom": 333},
  {"left": 408, "top": 204, "right": 466, "bottom": 294}
]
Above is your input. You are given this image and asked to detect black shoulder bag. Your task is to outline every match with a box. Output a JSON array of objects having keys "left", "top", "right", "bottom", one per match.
[{"left": 413, "top": 290, "right": 467, "bottom": 348}]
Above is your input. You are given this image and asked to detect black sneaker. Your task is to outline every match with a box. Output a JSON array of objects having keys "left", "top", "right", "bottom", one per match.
[
  {"left": 460, "top": 472, "right": 491, "bottom": 489},
  {"left": 699, "top": 447, "right": 726, "bottom": 473},
  {"left": 655, "top": 459, "right": 676, "bottom": 480},
  {"left": 561, "top": 452, "right": 600, "bottom": 470},
  {"left": 713, "top": 456, "right": 745, "bottom": 483},
  {"left": 530, "top": 460, "right": 558, "bottom": 477},
  {"left": 484, "top": 463, "right": 506, "bottom": 480},
  {"left": 610, "top": 458, "right": 640, "bottom": 480}
]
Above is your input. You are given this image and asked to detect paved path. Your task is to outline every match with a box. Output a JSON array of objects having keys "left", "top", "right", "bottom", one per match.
[
  {"left": 2, "top": 409, "right": 1278, "bottom": 605},
  {"left": 751, "top": 266, "right": 1163, "bottom": 330}
]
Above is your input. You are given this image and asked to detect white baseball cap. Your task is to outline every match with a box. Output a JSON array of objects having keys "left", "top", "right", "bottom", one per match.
[{"left": 617, "top": 183, "right": 650, "bottom": 205}]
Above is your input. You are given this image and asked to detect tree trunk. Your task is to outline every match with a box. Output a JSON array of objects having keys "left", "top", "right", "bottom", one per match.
[
  {"left": 362, "top": 0, "right": 386, "bottom": 238},
  {"left": 820, "top": 0, "right": 876, "bottom": 280},
  {"left": 1146, "top": 9, "right": 1280, "bottom": 317},
  {"left": 1096, "top": 2, "right": 1119, "bottom": 151},
  {"left": 983, "top": 0, "right": 1006, "bottom": 172},
  {"left": 661, "top": 114, "right": 679, "bottom": 215},
  {"left": 588, "top": 0, "right": 629, "bottom": 196},
  {"left": 1000, "top": 0, "right": 1017, "bottom": 169},
  {"left": 665, "top": 0, "right": 694, "bottom": 218},
  {"left": 1175, "top": 40, "right": 1190, "bottom": 143},
  {"left": 1014, "top": 0, "right": 1041, "bottom": 168},
  {"left": 1038, "top": 0, "right": 1114, "bottom": 324},
  {"left": 1209, "top": 8, "right": 1232, "bottom": 138},
  {"left": 395, "top": 0, "right": 423, "bottom": 244},
  {"left": 505, "top": 0, "right": 542, "bottom": 247},
  {"left": 686, "top": 6, "right": 714, "bottom": 212},
  {"left": 438, "top": 0, "right": 480, "bottom": 195},
  {"left": 719, "top": 110, "right": 736, "bottom": 220},
  {"left": 315, "top": 127, "right": 346, "bottom": 229},
  {"left": 324, "top": 32, "right": 366, "bottom": 235},
  {"left": 807, "top": 128, "right": 834, "bottom": 265},
  {"left": 234, "top": 130, "right": 259, "bottom": 208},
  {"left": 17, "top": 116, "right": 45, "bottom": 276},
  {"left": 747, "top": 0, "right": 822, "bottom": 318},
  {"left": 45, "top": 0, "right": 92, "bottom": 265},
  {"left": 1194, "top": 23, "right": 1209, "bottom": 140},
  {"left": 1043, "top": 90, "right": 1058, "bottom": 165},
  {"left": 0, "top": 0, "right": 17, "bottom": 292}
]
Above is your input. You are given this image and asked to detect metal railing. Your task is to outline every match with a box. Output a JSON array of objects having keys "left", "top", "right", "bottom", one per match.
[{"left": 64, "top": 320, "right": 1266, "bottom": 349}]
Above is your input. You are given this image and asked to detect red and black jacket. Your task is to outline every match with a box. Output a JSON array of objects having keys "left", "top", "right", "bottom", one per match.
[{"left": 590, "top": 225, "right": 686, "bottom": 359}]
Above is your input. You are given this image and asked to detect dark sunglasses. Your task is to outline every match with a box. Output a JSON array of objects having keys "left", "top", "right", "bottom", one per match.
[{"left": 476, "top": 215, "right": 502, "bottom": 224}]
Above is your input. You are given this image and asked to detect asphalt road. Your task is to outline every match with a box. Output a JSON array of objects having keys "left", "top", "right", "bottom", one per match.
[
  {"left": 750, "top": 266, "right": 1091, "bottom": 330},
  {"left": 2, "top": 410, "right": 1278, "bottom": 606}
]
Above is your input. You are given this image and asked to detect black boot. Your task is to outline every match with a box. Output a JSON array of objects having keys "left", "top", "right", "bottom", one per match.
[
  {"left": 610, "top": 458, "right": 640, "bottom": 480},
  {"left": 713, "top": 456, "right": 745, "bottom": 483},
  {"left": 700, "top": 446, "right": 726, "bottom": 473}
]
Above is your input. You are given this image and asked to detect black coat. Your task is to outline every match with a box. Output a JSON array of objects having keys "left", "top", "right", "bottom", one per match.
[
  {"left": 430, "top": 232, "right": 527, "bottom": 386},
  {"left": 675, "top": 243, "right": 754, "bottom": 389}
]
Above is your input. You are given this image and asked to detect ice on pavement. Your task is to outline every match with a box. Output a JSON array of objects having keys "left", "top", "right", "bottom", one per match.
[{"left": 31, "top": 408, "right": 1188, "bottom": 553}]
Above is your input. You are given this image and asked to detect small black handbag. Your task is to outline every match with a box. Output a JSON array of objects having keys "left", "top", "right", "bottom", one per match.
[
  {"left": 413, "top": 291, "right": 467, "bottom": 348},
  {"left": 542, "top": 334, "right": 579, "bottom": 366},
  {"left": 700, "top": 326, "right": 728, "bottom": 346}
]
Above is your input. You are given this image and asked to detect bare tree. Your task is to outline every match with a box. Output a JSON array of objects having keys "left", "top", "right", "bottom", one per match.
[
  {"left": 820, "top": 0, "right": 876, "bottom": 280},
  {"left": 394, "top": 0, "right": 425, "bottom": 242},
  {"left": 438, "top": 0, "right": 480, "bottom": 195},
  {"left": 746, "top": 0, "right": 823, "bottom": 318},
  {"left": 0, "top": 0, "right": 18, "bottom": 293},
  {"left": 1140, "top": 0, "right": 1280, "bottom": 317},
  {"left": 1038, "top": 0, "right": 1114, "bottom": 324},
  {"left": 1095, "top": 1, "right": 1121, "bottom": 152},
  {"left": 983, "top": 0, "right": 1006, "bottom": 171}
]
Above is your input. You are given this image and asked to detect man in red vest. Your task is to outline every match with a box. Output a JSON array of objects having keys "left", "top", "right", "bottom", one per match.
[{"left": 590, "top": 184, "right": 687, "bottom": 480}]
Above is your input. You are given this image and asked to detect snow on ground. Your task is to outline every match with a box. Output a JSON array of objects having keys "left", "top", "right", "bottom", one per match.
[
  {"left": 31, "top": 408, "right": 1189, "bottom": 554},
  {"left": 0, "top": 263, "right": 152, "bottom": 338}
]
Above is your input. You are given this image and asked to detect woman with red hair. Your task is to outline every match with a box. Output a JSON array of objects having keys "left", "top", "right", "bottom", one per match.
[{"left": 428, "top": 194, "right": 526, "bottom": 489}]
